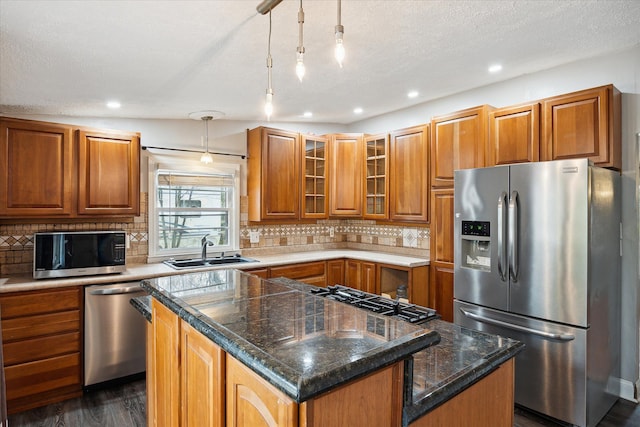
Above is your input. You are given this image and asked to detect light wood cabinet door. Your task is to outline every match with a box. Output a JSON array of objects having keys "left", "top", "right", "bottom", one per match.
[
  {"left": 77, "top": 128, "right": 140, "bottom": 215},
  {"left": 248, "top": 127, "right": 300, "bottom": 221},
  {"left": 0, "top": 118, "right": 74, "bottom": 217},
  {"left": 363, "top": 134, "right": 389, "bottom": 219},
  {"left": 345, "top": 259, "right": 362, "bottom": 291},
  {"left": 430, "top": 262, "right": 454, "bottom": 323},
  {"left": 301, "top": 135, "right": 328, "bottom": 219},
  {"left": 181, "top": 320, "right": 225, "bottom": 427},
  {"left": 329, "top": 134, "right": 363, "bottom": 216},
  {"left": 389, "top": 125, "right": 429, "bottom": 222},
  {"left": 326, "top": 259, "right": 345, "bottom": 286},
  {"left": 151, "top": 299, "right": 180, "bottom": 427},
  {"left": 430, "top": 188, "right": 454, "bottom": 264},
  {"left": 430, "top": 106, "right": 491, "bottom": 188},
  {"left": 344, "top": 259, "right": 376, "bottom": 294},
  {"left": 226, "top": 355, "right": 297, "bottom": 427},
  {"left": 541, "top": 84, "right": 621, "bottom": 170},
  {"left": 269, "top": 261, "right": 326, "bottom": 287},
  {"left": 488, "top": 103, "right": 540, "bottom": 166}
]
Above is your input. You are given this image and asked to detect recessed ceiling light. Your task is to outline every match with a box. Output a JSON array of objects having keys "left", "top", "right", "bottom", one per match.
[
  {"left": 303, "top": 111, "right": 313, "bottom": 118},
  {"left": 407, "top": 91, "right": 419, "bottom": 98},
  {"left": 106, "top": 101, "right": 121, "bottom": 109},
  {"left": 353, "top": 107, "right": 363, "bottom": 114},
  {"left": 488, "top": 64, "right": 502, "bottom": 73}
]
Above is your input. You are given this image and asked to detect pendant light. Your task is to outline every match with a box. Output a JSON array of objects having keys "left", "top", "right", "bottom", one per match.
[
  {"left": 265, "top": 9, "right": 274, "bottom": 120},
  {"left": 188, "top": 111, "right": 225, "bottom": 164},
  {"left": 334, "top": 0, "right": 345, "bottom": 67},
  {"left": 296, "top": 0, "right": 306, "bottom": 82}
]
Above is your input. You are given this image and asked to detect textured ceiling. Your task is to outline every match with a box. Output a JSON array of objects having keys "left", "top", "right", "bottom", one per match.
[{"left": 1, "top": 0, "right": 639, "bottom": 124}]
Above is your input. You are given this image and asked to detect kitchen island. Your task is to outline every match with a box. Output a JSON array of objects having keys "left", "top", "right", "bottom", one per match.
[{"left": 138, "top": 269, "right": 523, "bottom": 426}]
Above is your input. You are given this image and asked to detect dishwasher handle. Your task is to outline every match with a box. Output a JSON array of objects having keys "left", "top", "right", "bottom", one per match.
[{"left": 88, "top": 285, "right": 143, "bottom": 295}]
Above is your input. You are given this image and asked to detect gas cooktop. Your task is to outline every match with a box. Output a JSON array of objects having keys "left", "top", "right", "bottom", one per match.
[{"left": 310, "top": 285, "right": 438, "bottom": 324}]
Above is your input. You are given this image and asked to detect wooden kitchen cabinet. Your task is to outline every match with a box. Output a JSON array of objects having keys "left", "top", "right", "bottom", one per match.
[
  {"left": 363, "top": 134, "right": 389, "bottom": 219},
  {"left": 488, "top": 103, "right": 540, "bottom": 166},
  {"left": 429, "top": 188, "right": 455, "bottom": 321},
  {"left": 269, "top": 261, "right": 326, "bottom": 287},
  {"left": 77, "top": 128, "right": 140, "bottom": 216},
  {"left": 377, "top": 263, "right": 429, "bottom": 308},
  {"left": 326, "top": 259, "right": 345, "bottom": 286},
  {"left": 541, "top": 84, "right": 621, "bottom": 170},
  {"left": 430, "top": 105, "right": 492, "bottom": 188},
  {"left": 0, "top": 117, "right": 74, "bottom": 217},
  {"left": 248, "top": 127, "right": 301, "bottom": 221},
  {"left": 345, "top": 259, "right": 377, "bottom": 294},
  {"left": 429, "top": 262, "right": 454, "bottom": 322},
  {"left": 0, "top": 287, "right": 82, "bottom": 414},
  {"left": 329, "top": 134, "right": 363, "bottom": 217},
  {"left": 389, "top": 125, "right": 429, "bottom": 222},
  {"left": 301, "top": 134, "right": 328, "bottom": 219}
]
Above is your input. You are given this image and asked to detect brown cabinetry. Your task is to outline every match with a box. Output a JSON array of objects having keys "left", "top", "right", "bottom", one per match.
[
  {"left": 377, "top": 263, "right": 429, "bottom": 308},
  {"left": 268, "top": 261, "right": 327, "bottom": 287},
  {"left": 345, "top": 259, "right": 376, "bottom": 294},
  {"left": 488, "top": 103, "right": 540, "bottom": 166},
  {"left": 363, "top": 134, "right": 389, "bottom": 219},
  {"left": 541, "top": 84, "right": 621, "bottom": 170},
  {"left": 326, "top": 259, "right": 345, "bottom": 286},
  {"left": 389, "top": 125, "right": 429, "bottom": 222},
  {"left": 0, "top": 287, "right": 83, "bottom": 414},
  {"left": 329, "top": 134, "right": 363, "bottom": 217},
  {"left": 429, "top": 263, "right": 454, "bottom": 323},
  {"left": 248, "top": 127, "right": 301, "bottom": 221},
  {"left": 301, "top": 135, "right": 328, "bottom": 219},
  {"left": 429, "top": 188, "right": 454, "bottom": 321}
]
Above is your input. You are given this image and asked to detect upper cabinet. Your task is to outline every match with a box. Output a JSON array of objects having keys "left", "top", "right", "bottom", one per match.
[
  {"left": 301, "top": 134, "right": 328, "bottom": 219},
  {"left": 77, "top": 129, "right": 140, "bottom": 216},
  {"left": 430, "top": 105, "right": 492, "bottom": 188},
  {"left": 0, "top": 117, "right": 140, "bottom": 219},
  {"left": 329, "top": 134, "right": 363, "bottom": 217},
  {"left": 541, "top": 84, "right": 621, "bottom": 170},
  {"left": 389, "top": 125, "right": 430, "bottom": 222},
  {"left": 247, "top": 127, "right": 300, "bottom": 221},
  {"left": 488, "top": 103, "right": 540, "bottom": 166},
  {"left": 363, "top": 134, "right": 388, "bottom": 220}
]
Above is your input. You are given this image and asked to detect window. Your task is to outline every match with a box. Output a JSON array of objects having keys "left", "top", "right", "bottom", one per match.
[{"left": 148, "top": 156, "right": 240, "bottom": 260}]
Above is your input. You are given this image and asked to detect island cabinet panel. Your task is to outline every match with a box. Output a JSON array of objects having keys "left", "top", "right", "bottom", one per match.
[
  {"left": 301, "top": 362, "right": 404, "bottom": 427},
  {"left": 181, "top": 321, "right": 225, "bottom": 427},
  {"left": 77, "top": 129, "right": 140, "bottom": 216},
  {"left": 541, "top": 85, "right": 621, "bottom": 170},
  {"left": 0, "top": 287, "right": 82, "bottom": 414},
  {"left": 226, "top": 355, "right": 298, "bottom": 427},
  {"left": 329, "top": 134, "right": 363, "bottom": 217},
  {"left": 488, "top": 103, "right": 540, "bottom": 166},
  {"left": 248, "top": 127, "right": 301, "bottom": 221},
  {"left": 389, "top": 125, "right": 430, "bottom": 222},
  {"left": 0, "top": 118, "right": 74, "bottom": 217},
  {"left": 326, "top": 259, "right": 345, "bottom": 286},
  {"left": 430, "top": 105, "right": 491, "bottom": 189},
  {"left": 410, "top": 358, "right": 515, "bottom": 427}
]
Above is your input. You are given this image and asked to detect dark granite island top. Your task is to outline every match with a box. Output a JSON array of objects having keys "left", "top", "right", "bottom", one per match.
[{"left": 140, "top": 269, "right": 441, "bottom": 403}]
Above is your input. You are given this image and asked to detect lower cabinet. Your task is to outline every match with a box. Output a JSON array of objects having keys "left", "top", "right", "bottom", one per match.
[
  {"left": 429, "top": 263, "right": 454, "bottom": 322},
  {"left": 0, "top": 287, "right": 83, "bottom": 414},
  {"left": 345, "top": 259, "right": 377, "bottom": 294},
  {"left": 269, "top": 262, "right": 326, "bottom": 287}
]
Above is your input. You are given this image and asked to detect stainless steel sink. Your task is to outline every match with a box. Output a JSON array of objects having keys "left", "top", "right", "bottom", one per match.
[{"left": 163, "top": 256, "right": 256, "bottom": 270}]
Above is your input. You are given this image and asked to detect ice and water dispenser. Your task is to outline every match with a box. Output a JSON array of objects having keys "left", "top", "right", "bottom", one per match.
[{"left": 460, "top": 220, "right": 491, "bottom": 272}]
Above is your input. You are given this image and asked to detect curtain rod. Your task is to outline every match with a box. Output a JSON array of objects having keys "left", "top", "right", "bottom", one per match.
[{"left": 141, "top": 145, "right": 246, "bottom": 160}]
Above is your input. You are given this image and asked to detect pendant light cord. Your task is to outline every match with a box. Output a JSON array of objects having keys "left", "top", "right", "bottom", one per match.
[{"left": 267, "top": 9, "right": 273, "bottom": 90}]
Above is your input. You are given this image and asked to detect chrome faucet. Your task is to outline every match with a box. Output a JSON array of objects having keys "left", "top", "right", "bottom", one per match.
[{"left": 201, "top": 234, "right": 214, "bottom": 260}]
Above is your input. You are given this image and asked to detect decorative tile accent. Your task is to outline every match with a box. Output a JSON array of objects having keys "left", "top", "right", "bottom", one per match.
[{"left": 402, "top": 228, "right": 418, "bottom": 248}]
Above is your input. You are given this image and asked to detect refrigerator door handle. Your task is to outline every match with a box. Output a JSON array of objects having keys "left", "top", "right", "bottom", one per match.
[
  {"left": 508, "top": 190, "right": 519, "bottom": 282},
  {"left": 497, "top": 192, "right": 508, "bottom": 282},
  {"left": 458, "top": 308, "right": 575, "bottom": 341}
]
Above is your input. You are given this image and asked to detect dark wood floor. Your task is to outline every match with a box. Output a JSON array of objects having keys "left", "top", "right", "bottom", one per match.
[{"left": 7, "top": 379, "right": 640, "bottom": 426}]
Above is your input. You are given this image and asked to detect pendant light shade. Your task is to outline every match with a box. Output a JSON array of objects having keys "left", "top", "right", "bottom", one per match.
[{"left": 296, "top": 0, "right": 306, "bottom": 82}]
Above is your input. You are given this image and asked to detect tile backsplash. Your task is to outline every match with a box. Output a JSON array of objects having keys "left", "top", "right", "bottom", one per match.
[{"left": 0, "top": 194, "right": 429, "bottom": 276}]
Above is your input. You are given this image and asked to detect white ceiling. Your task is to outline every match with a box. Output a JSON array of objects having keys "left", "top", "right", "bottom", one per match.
[{"left": 1, "top": 0, "right": 639, "bottom": 124}]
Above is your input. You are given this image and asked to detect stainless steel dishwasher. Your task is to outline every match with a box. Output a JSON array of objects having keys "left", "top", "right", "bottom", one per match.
[{"left": 84, "top": 281, "right": 147, "bottom": 388}]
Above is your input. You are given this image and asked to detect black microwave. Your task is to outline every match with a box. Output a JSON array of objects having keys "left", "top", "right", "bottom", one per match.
[{"left": 33, "top": 231, "right": 126, "bottom": 279}]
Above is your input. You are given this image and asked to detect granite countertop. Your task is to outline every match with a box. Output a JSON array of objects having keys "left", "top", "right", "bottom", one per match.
[
  {"left": 139, "top": 269, "right": 441, "bottom": 403},
  {"left": 0, "top": 249, "right": 428, "bottom": 293},
  {"left": 133, "top": 272, "right": 523, "bottom": 425}
]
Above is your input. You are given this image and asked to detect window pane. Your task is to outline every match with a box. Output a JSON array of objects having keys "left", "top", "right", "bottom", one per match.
[{"left": 158, "top": 211, "right": 229, "bottom": 249}]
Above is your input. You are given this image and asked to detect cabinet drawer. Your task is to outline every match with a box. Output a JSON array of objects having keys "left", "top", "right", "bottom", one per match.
[
  {"left": 3, "top": 332, "right": 80, "bottom": 366},
  {"left": 269, "top": 261, "right": 325, "bottom": 280},
  {"left": 4, "top": 352, "right": 81, "bottom": 401},
  {"left": 2, "top": 310, "right": 80, "bottom": 342},
  {"left": 0, "top": 287, "right": 81, "bottom": 319},
  {"left": 301, "top": 275, "right": 327, "bottom": 288}
]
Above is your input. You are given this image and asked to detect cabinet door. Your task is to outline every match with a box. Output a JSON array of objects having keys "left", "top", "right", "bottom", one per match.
[
  {"left": 151, "top": 300, "right": 180, "bottom": 427},
  {"left": 430, "top": 189, "right": 454, "bottom": 264},
  {"left": 389, "top": 125, "right": 429, "bottom": 222},
  {"left": 269, "top": 261, "right": 326, "bottom": 286},
  {"left": 0, "top": 118, "right": 73, "bottom": 217},
  {"left": 430, "top": 262, "right": 454, "bottom": 323},
  {"left": 541, "top": 85, "right": 621, "bottom": 170},
  {"left": 77, "top": 129, "right": 140, "bottom": 215},
  {"left": 301, "top": 135, "right": 328, "bottom": 219},
  {"left": 431, "top": 106, "right": 490, "bottom": 188},
  {"left": 488, "top": 103, "right": 540, "bottom": 166},
  {"left": 345, "top": 259, "right": 362, "bottom": 291},
  {"left": 361, "top": 262, "right": 377, "bottom": 294},
  {"left": 226, "top": 355, "right": 297, "bottom": 427},
  {"left": 181, "top": 320, "right": 225, "bottom": 427},
  {"left": 363, "top": 134, "right": 389, "bottom": 219},
  {"left": 247, "top": 127, "right": 300, "bottom": 221},
  {"left": 329, "top": 134, "right": 363, "bottom": 216},
  {"left": 326, "top": 259, "right": 345, "bottom": 286}
]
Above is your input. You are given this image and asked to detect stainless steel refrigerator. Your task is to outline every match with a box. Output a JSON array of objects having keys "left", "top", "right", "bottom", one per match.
[{"left": 453, "top": 158, "right": 621, "bottom": 427}]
